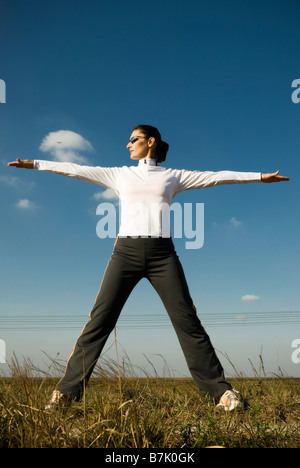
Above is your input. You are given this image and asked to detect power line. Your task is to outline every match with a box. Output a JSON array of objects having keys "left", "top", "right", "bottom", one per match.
[{"left": 0, "top": 311, "right": 299, "bottom": 331}]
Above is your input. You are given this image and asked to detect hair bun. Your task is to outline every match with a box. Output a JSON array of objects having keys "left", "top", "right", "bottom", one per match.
[{"left": 157, "top": 141, "right": 169, "bottom": 163}]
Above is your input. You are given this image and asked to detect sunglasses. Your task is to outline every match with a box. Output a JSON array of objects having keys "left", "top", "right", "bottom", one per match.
[{"left": 128, "top": 136, "right": 148, "bottom": 144}]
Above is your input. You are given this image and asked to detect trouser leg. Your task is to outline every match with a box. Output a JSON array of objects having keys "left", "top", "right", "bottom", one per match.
[
  {"left": 57, "top": 236, "right": 231, "bottom": 402},
  {"left": 147, "top": 248, "right": 232, "bottom": 400},
  {"left": 57, "top": 248, "right": 142, "bottom": 400}
]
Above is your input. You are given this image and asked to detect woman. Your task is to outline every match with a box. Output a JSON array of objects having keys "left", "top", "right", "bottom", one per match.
[{"left": 8, "top": 125, "right": 289, "bottom": 412}]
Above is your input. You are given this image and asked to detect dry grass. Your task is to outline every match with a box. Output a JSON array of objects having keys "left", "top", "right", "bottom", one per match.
[{"left": 0, "top": 354, "right": 299, "bottom": 448}]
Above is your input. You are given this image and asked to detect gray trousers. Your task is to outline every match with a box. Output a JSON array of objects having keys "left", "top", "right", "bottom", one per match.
[{"left": 57, "top": 237, "right": 232, "bottom": 400}]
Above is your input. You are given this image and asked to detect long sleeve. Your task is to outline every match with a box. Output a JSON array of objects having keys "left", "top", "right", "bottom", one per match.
[
  {"left": 32, "top": 159, "right": 263, "bottom": 237},
  {"left": 33, "top": 160, "right": 120, "bottom": 191},
  {"left": 174, "top": 169, "right": 262, "bottom": 194}
]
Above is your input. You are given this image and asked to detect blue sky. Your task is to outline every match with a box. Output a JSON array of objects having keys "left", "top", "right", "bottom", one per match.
[{"left": 0, "top": 0, "right": 299, "bottom": 377}]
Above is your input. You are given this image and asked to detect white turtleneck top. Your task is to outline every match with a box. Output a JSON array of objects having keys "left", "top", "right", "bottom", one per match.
[{"left": 33, "top": 158, "right": 261, "bottom": 237}]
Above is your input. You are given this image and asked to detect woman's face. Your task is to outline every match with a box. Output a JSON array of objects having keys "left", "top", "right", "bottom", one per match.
[{"left": 127, "top": 130, "right": 155, "bottom": 160}]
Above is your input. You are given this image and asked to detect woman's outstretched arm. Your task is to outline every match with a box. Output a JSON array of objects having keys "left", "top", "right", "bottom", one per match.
[
  {"left": 8, "top": 159, "right": 289, "bottom": 185},
  {"left": 7, "top": 158, "right": 120, "bottom": 191},
  {"left": 261, "top": 171, "right": 290, "bottom": 183},
  {"left": 174, "top": 167, "right": 289, "bottom": 193},
  {"left": 7, "top": 158, "right": 34, "bottom": 169}
]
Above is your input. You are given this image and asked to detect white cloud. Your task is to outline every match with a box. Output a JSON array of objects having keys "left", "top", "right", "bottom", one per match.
[
  {"left": 212, "top": 217, "right": 243, "bottom": 229},
  {"left": 241, "top": 294, "right": 260, "bottom": 302},
  {"left": 15, "top": 198, "right": 36, "bottom": 209},
  {"left": 0, "top": 175, "right": 21, "bottom": 187},
  {"left": 91, "top": 189, "right": 119, "bottom": 202},
  {"left": 0, "top": 175, "right": 34, "bottom": 189},
  {"left": 230, "top": 217, "right": 242, "bottom": 227},
  {"left": 39, "top": 130, "right": 94, "bottom": 164}
]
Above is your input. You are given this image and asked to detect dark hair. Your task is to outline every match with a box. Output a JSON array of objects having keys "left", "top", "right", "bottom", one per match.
[{"left": 132, "top": 125, "right": 169, "bottom": 163}]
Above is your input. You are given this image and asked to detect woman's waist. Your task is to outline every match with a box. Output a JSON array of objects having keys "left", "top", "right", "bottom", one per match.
[{"left": 114, "top": 235, "right": 175, "bottom": 251}]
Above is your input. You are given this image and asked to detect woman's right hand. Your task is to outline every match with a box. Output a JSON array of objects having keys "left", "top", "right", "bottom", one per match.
[{"left": 7, "top": 158, "right": 34, "bottom": 169}]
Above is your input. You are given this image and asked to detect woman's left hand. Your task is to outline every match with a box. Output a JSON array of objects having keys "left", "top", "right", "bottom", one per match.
[{"left": 261, "top": 171, "right": 289, "bottom": 183}]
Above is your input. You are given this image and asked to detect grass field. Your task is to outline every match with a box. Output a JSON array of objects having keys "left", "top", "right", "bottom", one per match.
[{"left": 0, "top": 355, "right": 299, "bottom": 448}]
